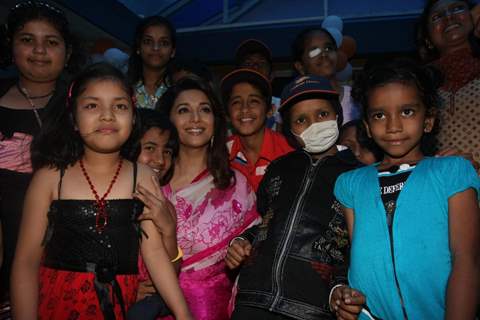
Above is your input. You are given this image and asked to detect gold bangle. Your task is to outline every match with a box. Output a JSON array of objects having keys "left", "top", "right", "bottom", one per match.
[{"left": 171, "top": 246, "right": 183, "bottom": 263}]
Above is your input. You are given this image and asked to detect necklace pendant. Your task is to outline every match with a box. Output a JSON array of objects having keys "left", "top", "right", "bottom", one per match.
[{"left": 96, "top": 203, "right": 108, "bottom": 233}]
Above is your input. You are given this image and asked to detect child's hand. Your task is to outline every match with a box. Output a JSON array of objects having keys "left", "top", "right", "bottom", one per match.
[
  {"left": 330, "top": 285, "right": 366, "bottom": 320},
  {"left": 136, "top": 279, "right": 156, "bottom": 301},
  {"left": 134, "top": 176, "right": 177, "bottom": 237},
  {"left": 225, "top": 238, "right": 252, "bottom": 269}
]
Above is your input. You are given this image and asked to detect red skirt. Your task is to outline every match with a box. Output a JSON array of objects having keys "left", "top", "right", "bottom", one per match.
[{"left": 38, "top": 266, "right": 138, "bottom": 320}]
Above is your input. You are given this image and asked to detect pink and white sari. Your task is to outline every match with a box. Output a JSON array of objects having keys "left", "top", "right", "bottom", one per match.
[{"left": 162, "top": 169, "right": 259, "bottom": 320}]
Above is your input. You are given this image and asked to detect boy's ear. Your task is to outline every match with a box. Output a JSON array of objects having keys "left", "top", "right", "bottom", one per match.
[
  {"left": 265, "top": 102, "right": 274, "bottom": 118},
  {"left": 423, "top": 116, "right": 435, "bottom": 133},
  {"left": 294, "top": 61, "right": 306, "bottom": 75},
  {"left": 266, "top": 108, "right": 274, "bottom": 118},
  {"left": 362, "top": 119, "right": 372, "bottom": 138}
]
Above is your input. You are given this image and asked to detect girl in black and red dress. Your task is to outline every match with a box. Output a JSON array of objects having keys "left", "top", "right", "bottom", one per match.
[{"left": 10, "top": 63, "right": 192, "bottom": 320}]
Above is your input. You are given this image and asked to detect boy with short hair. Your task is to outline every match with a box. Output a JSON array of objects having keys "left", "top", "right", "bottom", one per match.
[{"left": 221, "top": 68, "right": 293, "bottom": 191}]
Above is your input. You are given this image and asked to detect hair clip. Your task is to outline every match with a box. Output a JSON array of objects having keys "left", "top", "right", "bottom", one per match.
[{"left": 10, "top": 1, "right": 64, "bottom": 16}]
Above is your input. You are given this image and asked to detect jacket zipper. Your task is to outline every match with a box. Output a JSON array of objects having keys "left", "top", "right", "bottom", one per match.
[
  {"left": 389, "top": 213, "right": 408, "bottom": 319},
  {"left": 269, "top": 156, "right": 321, "bottom": 311}
]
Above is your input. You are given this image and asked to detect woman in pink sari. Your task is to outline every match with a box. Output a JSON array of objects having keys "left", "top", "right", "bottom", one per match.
[{"left": 157, "top": 76, "right": 260, "bottom": 320}]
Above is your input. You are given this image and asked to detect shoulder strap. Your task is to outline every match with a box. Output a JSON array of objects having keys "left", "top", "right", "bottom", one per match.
[
  {"left": 58, "top": 168, "right": 65, "bottom": 200},
  {"left": 133, "top": 162, "right": 138, "bottom": 193}
]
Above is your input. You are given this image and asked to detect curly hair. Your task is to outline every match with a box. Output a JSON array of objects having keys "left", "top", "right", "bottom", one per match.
[
  {"left": 0, "top": 1, "right": 85, "bottom": 73},
  {"left": 31, "top": 63, "right": 141, "bottom": 170},
  {"left": 352, "top": 58, "right": 442, "bottom": 155},
  {"left": 127, "top": 16, "right": 176, "bottom": 87},
  {"left": 155, "top": 75, "right": 234, "bottom": 190}
]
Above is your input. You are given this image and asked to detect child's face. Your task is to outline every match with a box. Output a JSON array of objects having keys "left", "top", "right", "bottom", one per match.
[
  {"left": 12, "top": 19, "right": 68, "bottom": 83},
  {"left": 169, "top": 89, "right": 214, "bottom": 149},
  {"left": 339, "top": 126, "right": 377, "bottom": 165},
  {"left": 427, "top": 0, "right": 472, "bottom": 55},
  {"left": 364, "top": 82, "right": 434, "bottom": 162},
  {"left": 240, "top": 53, "right": 271, "bottom": 78},
  {"left": 138, "top": 128, "right": 172, "bottom": 179},
  {"left": 295, "top": 31, "right": 337, "bottom": 78},
  {"left": 75, "top": 79, "right": 134, "bottom": 154},
  {"left": 289, "top": 98, "right": 337, "bottom": 145},
  {"left": 140, "top": 24, "right": 175, "bottom": 69},
  {"left": 228, "top": 82, "right": 269, "bottom": 137}
]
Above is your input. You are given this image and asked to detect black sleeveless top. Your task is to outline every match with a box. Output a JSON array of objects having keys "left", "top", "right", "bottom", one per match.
[{"left": 43, "top": 163, "right": 144, "bottom": 275}]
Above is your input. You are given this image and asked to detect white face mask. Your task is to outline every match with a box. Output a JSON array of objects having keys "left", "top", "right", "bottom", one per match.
[{"left": 293, "top": 120, "right": 339, "bottom": 153}]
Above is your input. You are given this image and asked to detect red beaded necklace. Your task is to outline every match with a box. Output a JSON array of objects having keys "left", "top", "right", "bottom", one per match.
[{"left": 79, "top": 158, "right": 123, "bottom": 233}]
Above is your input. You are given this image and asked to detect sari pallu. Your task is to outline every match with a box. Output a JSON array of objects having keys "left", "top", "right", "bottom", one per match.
[{"left": 162, "top": 169, "right": 260, "bottom": 320}]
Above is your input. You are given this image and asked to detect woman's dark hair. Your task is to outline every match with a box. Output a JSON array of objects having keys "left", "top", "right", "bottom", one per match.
[
  {"left": 31, "top": 63, "right": 141, "bottom": 170},
  {"left": 0, "top": 1, "right": 85, "bottom": 73},
  {"left": 127, "top": 16, "right": 176, "bottom": 86},
  {"left": 352, "top": 58, "right": 442, "bottom": 155},
  {"left": 415, "top": 0, "right": 479, "bottom": 62},
  {"left": 136, "top": 108, "right": 178, "bottom": 185},
  {"left": 280, "top": 97, "right": 343, "bottom": 149},
  {"left": 291, "top": 27, "right": 338, "bottom": 63},
  {"left": 156, "top": 75, "right": 234, "bottom": 190}
]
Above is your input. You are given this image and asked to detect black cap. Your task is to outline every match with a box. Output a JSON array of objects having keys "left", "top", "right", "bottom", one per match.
[
  {"left": 221, "top": 68, "right": 272, "bottom": 105},
  {"left": 235, "top": 39, "right": 272, "bottom": 66},
  {"left": 280, "top": 75, "right": 340, "bottom": 116}
]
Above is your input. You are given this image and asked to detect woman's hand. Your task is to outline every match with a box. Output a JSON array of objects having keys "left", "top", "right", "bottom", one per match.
[
  {"left": 436, "top": 148, "right": 479, "bottom": 172},
  {"left": 134, "top": 176, "right": 177, "bottom": 237}
]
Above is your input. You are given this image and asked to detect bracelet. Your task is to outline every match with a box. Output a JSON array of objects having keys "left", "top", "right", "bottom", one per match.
[
  {"left": 328, "top": 284, "right": 346, "bottom": 312},
  {"left": 171, "top": 246, "right": 183, "bottom": 263},
  {"left": 228, "top": 236, "right": 247, "bottom": 247}
]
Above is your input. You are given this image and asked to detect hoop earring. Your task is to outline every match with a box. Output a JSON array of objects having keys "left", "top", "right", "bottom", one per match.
[
  {"left": 425, "top": 39, "right": 434, "bottom": 50},
  {"left": 210, "top": 136, "right": 214, "bottom": 148}
]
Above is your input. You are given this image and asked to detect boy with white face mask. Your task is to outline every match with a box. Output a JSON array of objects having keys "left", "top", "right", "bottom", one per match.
[{"left": 226, "top": 75, "right": 366, "bottom": 320}]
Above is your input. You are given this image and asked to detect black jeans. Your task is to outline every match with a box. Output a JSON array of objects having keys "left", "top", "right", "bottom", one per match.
[{"left": 231, "top": 305, "right": 294, "bottom": 320}]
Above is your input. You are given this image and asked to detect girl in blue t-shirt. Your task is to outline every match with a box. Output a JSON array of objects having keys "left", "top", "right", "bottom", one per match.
[{"left": 334, "top": 59, "right": 480, "bottom": 320}]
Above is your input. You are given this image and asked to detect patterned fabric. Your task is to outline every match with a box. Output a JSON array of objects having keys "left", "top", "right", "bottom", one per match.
[
  {"left": 38, "top": 267, "right": 137, "bottom": 320},
  {"left": 436, "top": 78, "right": 480, "bottom": 163},
  {"left": 134, "top": 82, "right": 168, "bottom": 109},
  {"left": 39, "top": 195, "right": 143, "bottom": 319},
  {"left": 0, "top": 132, "right": 33, "bottom": 173},
  {"left": 161, "top": 169, "right": 260, "bottom": 320},
  {"left": 0, "top": 106, "right": 45, "bottom": 173},
  {"left": 432, "top": 48, "right": 480, "bottom": 94},
  {"left": 432, "top": 49, "right": 480, "bottom": 163}
]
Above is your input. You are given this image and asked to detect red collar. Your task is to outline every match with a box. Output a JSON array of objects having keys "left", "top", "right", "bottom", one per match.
[{"left": 229, "top": 128, "right": 287, "bottom": 165}]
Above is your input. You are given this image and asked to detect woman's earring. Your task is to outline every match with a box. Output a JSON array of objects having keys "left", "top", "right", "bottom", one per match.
[
  {"left": 425, "top": 39, "right": 434, "bottom": 50},
  {"left": 210, "top": 136, "right": 214, "bottom": 148}
]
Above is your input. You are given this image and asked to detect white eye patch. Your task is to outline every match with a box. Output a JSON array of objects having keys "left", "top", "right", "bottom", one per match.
[{"left": 308, "top": 48, "right": 321, "bottom": 59}]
